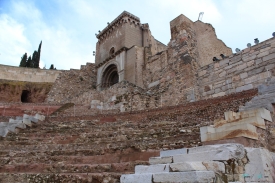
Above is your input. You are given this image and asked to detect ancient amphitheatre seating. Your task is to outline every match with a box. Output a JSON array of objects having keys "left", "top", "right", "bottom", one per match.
[{"left": 0, "top": 89, "right": 258, "bottom": 182}]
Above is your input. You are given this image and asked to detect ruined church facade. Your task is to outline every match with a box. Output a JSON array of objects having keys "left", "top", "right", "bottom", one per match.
[{"left": 95, "top": 11, "right": 232, "bottom": 92}]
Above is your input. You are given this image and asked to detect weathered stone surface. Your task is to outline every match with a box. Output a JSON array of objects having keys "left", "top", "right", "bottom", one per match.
[
  {"left": 121, "top": 173, "right": 152, "bottom": 183},
  {"left": 245, "top": 148, "right": 275, "bottom": 182},
  {"left": 160, "top": 148, "right": 187, "bottom": 157},
  {"left": 135, "top": 164, "right": 169, "bottom": 174},
  {"left": 153, "top": 171, "right": 215, "bottom": 183},
  {"left": 149, "top": 156, "right": 172, "bottom": 165}
]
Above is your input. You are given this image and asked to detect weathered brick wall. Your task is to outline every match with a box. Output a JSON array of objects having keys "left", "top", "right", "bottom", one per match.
[{"left": 198, "top": 37, "right": 275, "bottom": 99}]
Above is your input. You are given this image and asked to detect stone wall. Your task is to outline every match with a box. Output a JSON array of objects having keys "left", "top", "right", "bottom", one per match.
[
  {"left": 0, "top": 64, "right": 61, "bottom": 83},
  {"left": 46, "top": 63, "right": 97, "bottom": 104},
  {"left": 198, "top": 37, "right": 275, "bottom": 99}
]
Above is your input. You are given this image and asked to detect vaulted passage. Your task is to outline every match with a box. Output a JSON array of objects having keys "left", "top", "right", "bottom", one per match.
[
  {"left": 21, "top": 90, "right": 31, "bottom": 103},
  {"left": 102, "top": 64, "right": 119, "bottom": 89}
]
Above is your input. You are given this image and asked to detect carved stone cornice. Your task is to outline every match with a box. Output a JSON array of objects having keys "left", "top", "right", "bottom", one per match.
[{"left": 96, "top": 11, "right": 140, "bottom": 40}]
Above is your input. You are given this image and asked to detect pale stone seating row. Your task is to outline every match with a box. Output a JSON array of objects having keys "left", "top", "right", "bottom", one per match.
[
  {"left": 239, "top": 83, "right": 275, "bottom": 112},
  {"left": 120, "top": 143, "right": 275, "bottom": 183},
  {"left": 200, "top": 108, "right": 272, "bottom": 142},
  {"left": 0, "top": 114, "right": 45, "bottom": 137}
]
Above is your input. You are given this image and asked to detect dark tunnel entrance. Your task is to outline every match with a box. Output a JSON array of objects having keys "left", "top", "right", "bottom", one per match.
[{"left": 21, "top": 90, "right": 31, "bottom": 103}]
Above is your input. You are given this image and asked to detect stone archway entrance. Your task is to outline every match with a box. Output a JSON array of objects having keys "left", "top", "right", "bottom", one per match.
[
  {"left": 21, "top": 90, "right": 31, "bottom": 103},
  {"left": 102, "top": 64, "right": 119, "bottom": 89}
]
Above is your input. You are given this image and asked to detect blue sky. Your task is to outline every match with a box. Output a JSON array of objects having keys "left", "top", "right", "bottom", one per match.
[{"left": 0, "top": 0, "right": 274, "bottom": 70}]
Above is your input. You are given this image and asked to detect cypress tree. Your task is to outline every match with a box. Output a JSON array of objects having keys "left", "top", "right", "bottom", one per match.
[
  {"left": 49, "top": 64, "right": 54, "bottom": 69},
  {"left": 19, "top": 53, "right": 27, "bottom": 67},
  {"left": 26, "top": 56, "right": 32, "bottom": 67},
  {"left": 32, "top": 51, "right": 38, "bottom": 68}
]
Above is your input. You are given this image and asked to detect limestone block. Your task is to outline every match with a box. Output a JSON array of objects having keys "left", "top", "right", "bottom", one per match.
[
  {"left": 135, "top": 164, "right": 169, "bottom": 174},
  {"left": 202, "top": 161, "right": 225, "bottom": 173},
  {"left": 217, "top": 116, "right": 265, "bottom": 129},
  {"left": 186, "top": 144, "right": 245, "bottom": 159},
  {"left": 203, "top": 123, "right": 258, "bottom": 142},
  {"left": 160, "top": 148, "right": 187, "bottom": 157},
  {"left": 23, "top": 118, "right": 32, "bottom": 126},
  {"left": 263, "top": 52, "right": 275, "bottom": 62},
  {"left": 29, "top": 117, "right": 38, "bottom": 123},
  {"left": 225, "top": 108, "right": 272, "bottom": 122},
  {"left": 149, "top": 156, "right": 172, "bottom": 165},
  {"left": 120, "top": 173, "right": 152, "bottom": 183},
  {"left": 0, "top": 127, "right": 9, "bottom": 137},
  {"left": 169, "top": 162, "right": 207, "bottom": 172},
  {"left": 9, "top": 121, "right": 26, "bottom": 129},
  {"left": 15, "top": 116, "right": 23, "bottom": 120},
  {"left": 34, "top": 114, "right": 45, "bottom": 121},
  {"left": 153, "top": 171, "right": 215, "bottom": 183},
  {"left": 236, "top": 84, "right": 253, "bottom": 92},
  {"left": 244, "top": 148, "right": 275, "bottom": 182},
  {"left": 23, "top": 114, "right": 29, "bottom": 119}
]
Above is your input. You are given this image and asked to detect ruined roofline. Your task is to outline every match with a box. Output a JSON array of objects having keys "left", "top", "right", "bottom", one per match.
[
  {"left": 155, "top": 39, "right": 167, "bottom": 47},
  {"left": 96, "top": 11, "right": 140, "bottom": 39}
]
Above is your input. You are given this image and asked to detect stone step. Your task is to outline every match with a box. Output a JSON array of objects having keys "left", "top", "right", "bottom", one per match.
[
  {"left": 0, "top": 172, "right": 122, "bottom": 183},
  {"left": 0, "top": 151, "right": 158, "bottom": 165},
  {"left": 0, "top": 162, "right": 144, "bottom": 174},
  {"left": 121, "top": 171, "right": 216, "bottom": 183}
]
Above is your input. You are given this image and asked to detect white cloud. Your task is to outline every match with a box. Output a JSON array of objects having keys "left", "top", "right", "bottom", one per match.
[{"left": 0, "top": 14, "right": 32, "bottom": 66}]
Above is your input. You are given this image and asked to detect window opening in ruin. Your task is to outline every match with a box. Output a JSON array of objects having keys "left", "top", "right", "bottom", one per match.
[
  {"left": 21, "top": 90, "right": 31, "bottom": 103},
  {"left": 109, "top": 47, "right": 115, "bottom": 56},
  {"left": 102, "top": 64, "right": 119, "bottom": 89}
]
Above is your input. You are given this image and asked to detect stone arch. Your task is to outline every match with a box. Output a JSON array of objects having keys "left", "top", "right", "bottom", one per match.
[{"left": 101, "top": 64, "right": 119, "bottom": 89}]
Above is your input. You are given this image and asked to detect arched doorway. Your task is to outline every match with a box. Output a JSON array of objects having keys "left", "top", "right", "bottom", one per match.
[
  {"left": 21, "top": 90, "right": 31, "bottom": 103},
  {"left": 102, "top": 64, "right": 119, "bottom": 89}
]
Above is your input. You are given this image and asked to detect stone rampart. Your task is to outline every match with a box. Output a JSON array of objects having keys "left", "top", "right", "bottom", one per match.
[
  {"left": 198, "top": 37, "right": 275, "bottom": 99},
  {"left": 0, "top": 64, "right": 61, "bottom": 83}
]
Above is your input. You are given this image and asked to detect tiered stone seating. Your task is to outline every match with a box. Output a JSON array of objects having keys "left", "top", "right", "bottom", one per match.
[{"left": 0, "top": 90, "right": 259, "bottom": 182}]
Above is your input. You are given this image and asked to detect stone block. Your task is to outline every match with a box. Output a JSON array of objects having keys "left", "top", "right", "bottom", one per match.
[
  {"left": 29, "top": 117, "right": 38, "bottom": 123},
  {"left": 244, "top": 148, "right": 275, "bottom": 182},
  {"left": 212, "top": 92, "right": 225, "bottom": 98},
  {"left": 15, "top": 116, "right": 23, "bottom": 120},
  {"left": 240, "top": 72, "right": 248, "bottom": 79},
  {"left": 23, "top": 114, "right": 29, "bottom": 119},
  {"left": 153, "top": 171, "right": 215, "bottom": 183},
  {"left": 34, "top": 114, "right": 45, "bottom": 121},
  {"left": 170, "top": 162, "right": 207, "bottom": 172},
  {"left": 160, "top": 148, "right": 187, "bottom": 157},
  {"left": 202, "top": 123, "right": 258, "bottom": 142},
  {"left": 0, "top": 127, "right": 9, "bottom": 137},
  {"left": 174, "top": 147, "right": 245, "bottom": 162},
  {"left": 257, "top": 50, "right": 269, "bottom": 58},
  {"left": 120, "top": 173, "right": 152, "bottom": 183},
  {"left": 149, "top": 156, "right": 172, "bottom": 165},
  {"left": 23, "top": 118, "right": 32, "bottom": 126},
  {"left": 263, "top": 53, "right": 275, "bottom": 62},
  {"left": 236, "top": 84, "right": 253, "bottom": 92},
  {"left": 202, "top": 161, "right": 225, "bottom": 173},
  {"left": 135, "top": 164, "right": 169, "bottom": 174}
]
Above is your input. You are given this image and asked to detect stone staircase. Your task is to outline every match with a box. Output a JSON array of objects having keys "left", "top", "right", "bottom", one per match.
[
  {"left": 121, "top": 143, "right": 275, "bottom": 183},
  {"left": 0, "top": 90, "right": 259, "bottom": 182},
  {"left": 0, "top": 114, "right": 45, "bottom": 137},
  {"left": 239, "top": 83, "right": 275, "bottom": 112}
]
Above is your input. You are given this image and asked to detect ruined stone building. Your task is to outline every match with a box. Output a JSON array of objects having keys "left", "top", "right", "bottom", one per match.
[{"left": 0, "top": 11, "right": 275, "bottom": 182}]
